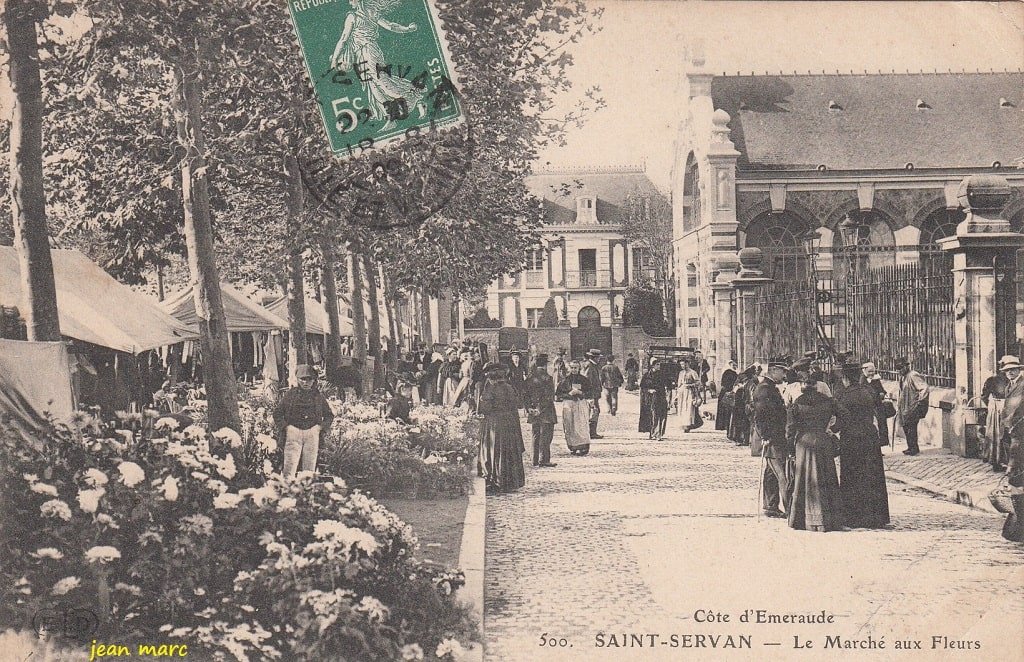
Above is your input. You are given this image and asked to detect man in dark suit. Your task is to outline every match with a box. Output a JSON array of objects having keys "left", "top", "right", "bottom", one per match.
[
  {"left": 751, "top": 356, "right": 792, "bottom": 518},
  {"left": 524, "top": 354, "right": 558, "bottom": 467},
  {"left": 583, "top": 349, "right": 603, "bottom": 439}
]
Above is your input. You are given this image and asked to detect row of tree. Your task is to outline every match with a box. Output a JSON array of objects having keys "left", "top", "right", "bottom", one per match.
[{"left": 1, "top": 0, "right": 604, "bottom": 430}]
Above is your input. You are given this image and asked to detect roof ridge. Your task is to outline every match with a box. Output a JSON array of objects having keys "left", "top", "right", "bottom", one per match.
[
  {"left": 716, "top": 69, "right": 1024, "bottom": 77},
  {"left": 532, "top": 164, "right": 646, "bottom": 175}
]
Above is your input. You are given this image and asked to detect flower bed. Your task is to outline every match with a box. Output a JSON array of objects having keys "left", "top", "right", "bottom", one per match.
[{"left": 0, "top": 410, "right": 477, "bottom": 661}]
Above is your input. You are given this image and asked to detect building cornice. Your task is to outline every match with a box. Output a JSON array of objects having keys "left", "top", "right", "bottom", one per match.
[{"left": 736, "top": 168, "right": 1024, "bottom": 186}]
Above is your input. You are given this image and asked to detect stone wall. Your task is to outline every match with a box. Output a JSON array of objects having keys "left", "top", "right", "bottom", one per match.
[{"left": 462, "top": 326, "right": 674, "bottom": 363}]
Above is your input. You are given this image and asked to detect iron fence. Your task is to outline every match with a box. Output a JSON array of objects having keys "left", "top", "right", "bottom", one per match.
[
  {"left": 750, "top": 279, "right": 820, "bottom": 364},
  {"left": 848, "top": 262, "right": 955, "bottom": 386}
]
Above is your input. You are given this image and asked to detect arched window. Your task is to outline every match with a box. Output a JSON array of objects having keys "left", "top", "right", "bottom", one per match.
[
  {"left": 577, "top": 306, "right": 601, "bottom": 327},
  {"left": 832, "top": 211, "right": 896, "bottom": 277},
  {"left": 744, "top": 212, "right": 810, "bottom": 282},
  {"left": 682, "top": 155, "right": 701, "bottom": 233},
  {"left": 919, "top": 208, "right": 964, "bottom": 270}
]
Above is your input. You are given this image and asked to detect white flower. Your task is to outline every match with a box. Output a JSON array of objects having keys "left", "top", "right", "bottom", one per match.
[
  {"left": 240, "top": 484, "right": 277, "bottom": 507},
  {"left": 114, "top": 582, "right": 142, "bottom": 596},
  {"left": 30, "top": 482, "right": 59, "bottom": 497},
  {"left": 85, "top": 545, "right": 122, "bottom": 564},
  {"left": 193, "top": 587, "right": 206, "bottom": 596},
  {"left": 312, "top": 519, "right": 379, "bottom": 556},
  {"left": 423, "top": 455, "right": 441, "bottom": 465},
  {"left": 212, "top": 427, "right": 242, "bottom": 448},
  {"left": 213, "top": 492, "right": 243, "bottom": 509},
  {"left": 355, "top": 595, "right": 389, "bottom": 623},
  {"left": 76, "top": 488, "right": 105, "bottom": 514},
  {"left": 216, "top": 453, "right": 237, "bottom": 479},
  {"left": 83, "top": 468, "right": 108, "bottom": 487},
  {"left": 205, "top": 479, "right": 228, "bottom": 494},
  {"left": 276, "top": 497, "right": 296, "bottom": 511},
  {"left": 401, "top": 643, "right": 424, "bottom": 661},
  {"left": 183, "top": 424, "right": 206, "bottom": 440},
  {"left": 23, "top": 473, "right": 39, "bottom": 483},
  {"left": 256, "top": 433, "right": 277, "bottom": 453},
  {"left": 332, "top": 477, "right": 347, "bottom": 489},
  {"left": 32, "top": 547, "right": 64, "bottom": 560},
  {"left": 161, "top": 476, "right": 179, "bottom": 501},
  {"left": 51, "top": 576, "right": 80, "bottom": 595},
  {"left": 40, "top": 499, "right": 72, "bottom": 521},
  {"left": 155, "top": 417, "right": 180, "bottom": 431},
  {"left": 436, "top": 639, "right": 465, "bottom": 659},
  {"left": 262, "top": 459, "right": 274, "bottom": 476},
  {"left": 95, "top": 513, "right": 119, "bottom": 529},
  {"left": 117, "top": 461, "right": 145, "bottom": 487}
]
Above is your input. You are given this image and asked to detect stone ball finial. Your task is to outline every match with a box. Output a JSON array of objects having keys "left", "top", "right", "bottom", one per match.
[
  {"left": 957, "top": 175, "right": 1011, "bottom": 213},
  {"left": 712, "top": 109, "right": 731, "bottom": 129},
  {"left": 736, "top": 247, "right": 765, "bottom": 277}
]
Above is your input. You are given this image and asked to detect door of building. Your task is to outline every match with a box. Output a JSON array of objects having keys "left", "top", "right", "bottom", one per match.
[{"left": 570, "top": 306, "right": 612, "bottom": 359}]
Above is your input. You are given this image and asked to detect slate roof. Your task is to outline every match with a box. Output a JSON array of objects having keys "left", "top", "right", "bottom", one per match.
[
  {"left": 709, "top": 72, "right": 1024, "bottom": 171},
  {"left": 527, "top": 167, "right": 665, "bottom": 225}
]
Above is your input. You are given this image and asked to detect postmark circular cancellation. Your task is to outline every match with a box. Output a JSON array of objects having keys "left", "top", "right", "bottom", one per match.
[{"left": 288, "top": 0, "right": 473, "bottom": 229}]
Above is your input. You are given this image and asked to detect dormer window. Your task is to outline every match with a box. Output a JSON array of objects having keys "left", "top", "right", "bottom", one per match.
[
  {"left": 1000, "top": 97, "right": 1015, "bottom": 108},
  {"left": 576, "top": 196, "right": 597, "bottom": 224},
  {"left": 916, "top": 98, "right": 931, "bottom": 110},
  {"left": 828, "top": 99, "right": 842, "bottom": 111}
]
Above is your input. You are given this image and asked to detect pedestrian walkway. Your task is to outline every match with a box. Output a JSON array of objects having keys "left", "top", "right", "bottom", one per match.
[
  {"left": 883, "top": 447, "right": 1009, "bottom": 513},
  {"left": 483, "top": 392, "right": 1024, "bottom": 662}
]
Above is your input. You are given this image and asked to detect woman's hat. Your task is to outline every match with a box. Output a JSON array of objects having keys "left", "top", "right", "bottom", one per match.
[
  {"left": 767, "top": 355, "right": 791, "bottom": 369},
  {"left": 295, "top": 364, "right": 316, "bottom": 380},
  {"left": 587, "top": 348, "right": 602, "bottom": 358},
  {"left": 788, "top": 358, "right": 811, "bottom": 373},
  {"left": 861, "top": 361, "right": 877, "bottom": 371},
  {"left": 535, "top": 353, "right": 549, "bottom": 366}
]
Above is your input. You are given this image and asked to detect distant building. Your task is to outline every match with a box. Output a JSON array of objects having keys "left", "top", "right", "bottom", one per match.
[
  {"left": 478, "top": 166, "right": 668, "bottom": 332},
  {"left": 672, "top": 62, "right": 1024, "bottom": 364}
]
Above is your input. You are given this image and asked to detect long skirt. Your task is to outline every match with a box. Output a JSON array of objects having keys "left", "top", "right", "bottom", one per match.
[
  {"left": 478, "top": 411, "right": 526, "bottom": 492},
  {"left": 838, "top": 437, "right": 890, "bottom": 528},
  {"left": 984, "top": 398, "right": 1007, "bottom": 466},
  {"left": 715, "top": 392, "right": 733, "bottom": 431},
  {"left": 679, "top": 386, "right": 699, "bottom": 429},
  {"left": 442, "top": 378, "right": 460, "bottom": 407},
  {"left": 788, "top": 432, "right": 843, "bottom": 532},
  {"left": 729, "top": 406, "right": 750, "bottom": 445},
  {"left": 561, "top": 400, "right": 592, "bottom": 452},
  {"left": 640, "top": 391, "right": 667, "bottom": 438}
]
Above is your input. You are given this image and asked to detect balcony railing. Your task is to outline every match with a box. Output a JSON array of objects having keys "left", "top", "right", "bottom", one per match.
[
  {"left": 524, "top": 270, "right": 546, "bottom": 288},
  {"left": 564, "top": 270, "right": 611, "bottom": 289}
]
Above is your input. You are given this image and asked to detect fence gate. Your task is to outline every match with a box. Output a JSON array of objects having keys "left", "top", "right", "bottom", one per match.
[
  {"left": 570, "top": 326, "right": 612, "bottom": 360},
  {"left": 994, "top": 251, "right": 1023, "bottom": 363}
]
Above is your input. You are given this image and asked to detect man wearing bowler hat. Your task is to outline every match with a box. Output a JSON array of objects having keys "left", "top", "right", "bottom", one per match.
[
  {"left": 751, "top": 356, "right": 792, "bottom": 517},
  {"left": 273, "top": 364, "right": 334, "bottom": 479},
  {"left": 524, "top": 354, "right": 558, "bottom": 467},
  {"left": 583, "top": 349, "right": 604, "bottom": 439}
]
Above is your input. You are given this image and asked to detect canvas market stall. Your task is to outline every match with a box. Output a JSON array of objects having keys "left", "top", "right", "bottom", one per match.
[
  {"left": 0, "top": 247, "right": 198, "bottom": 414},
  {"left": 162, "top": 283, "right": 290, "bottom": 381}
]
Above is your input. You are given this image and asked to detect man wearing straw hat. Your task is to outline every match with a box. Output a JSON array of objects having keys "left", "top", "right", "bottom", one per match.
[
  {"left": 274, "top": 364, "right": 334, "bottom": 479},
  {"left": 982, "top": 355, "right": 1019, "bottom": 470}
]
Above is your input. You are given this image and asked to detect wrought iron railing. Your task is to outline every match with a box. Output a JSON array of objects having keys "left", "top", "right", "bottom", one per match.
[
  {"left": 524, "top": 270, "right": 545, "bottom": 288},
  {"left": 848, "top": 262, "right": 955, "bottom": 386},
  {"left": 564, "top": 270, "right": 611, "bottom": 289}
]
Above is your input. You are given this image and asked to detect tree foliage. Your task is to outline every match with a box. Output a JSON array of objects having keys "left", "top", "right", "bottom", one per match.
[
  {"left": 538, "top": 296, "right": 559, "bottom": 327},
  {"left": 623, "top": 279, "right": 669, "bottom": 337},
  {"left": 623, "top": 183, "right": 674, "bottom": 324}
]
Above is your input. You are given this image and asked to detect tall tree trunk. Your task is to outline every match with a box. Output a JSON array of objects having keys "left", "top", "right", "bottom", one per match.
[
  {"left": 5, "top": 0, "right": 60, "bottom": 342},
  {"left": 346, "top": 247, "right": 368, "bottom": 394},
  {"left": 284, "top": 153, "right": 307, "bottom": 380},
  {"left": 436, "top": 289, "right": 452, "bottom": 346},
  {"left": 418, "top": 289, "right": 434, "bottom": 346},
  {"left": 171, "top": 55, "right": 239, "bottom": 432},
  {"left": 362, "top": 253, "right": 384, "bottom": 389},
  {"left": 380, "top": 267, "right": 400, "bottom": 371},
  {"left": 320, "top": 238, "right": 343, "bottom": 379}
]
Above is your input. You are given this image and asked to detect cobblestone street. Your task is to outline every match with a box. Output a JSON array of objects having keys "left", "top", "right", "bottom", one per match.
[{"left": 484, "top": 392, "right": 1024, "bottom": 662}]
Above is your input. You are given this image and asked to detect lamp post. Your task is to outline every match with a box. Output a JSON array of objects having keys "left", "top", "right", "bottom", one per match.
[
  {"left": 800, "top": 227, "right": 835, "bottom": 360},
  {"left": 838, "top": 215, "right": 865, "bottom": 356}
]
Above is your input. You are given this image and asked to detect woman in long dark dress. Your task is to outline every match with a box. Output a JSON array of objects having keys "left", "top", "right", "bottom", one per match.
[
  {"left": 728, "top": 367, "right": 754, "bottom": 445},
  {"left": 477, "top": 363, "right": 526, "bottom": 494},
  {"left": 835, "top": 362, "right": 890, "bottom": 528},
  {"left": 715, "top": 361, "right": 738, "bottom": 431},
  {"left": 639, "top": 359, "right": 668, "bottom": 440},
  {"left": 787, "top": 371, "right": 843, "bottom": 532}
]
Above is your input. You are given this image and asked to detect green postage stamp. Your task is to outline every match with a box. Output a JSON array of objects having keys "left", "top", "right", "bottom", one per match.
[{"left": 288, "top": 0, "right": 464, "bottom": 159}]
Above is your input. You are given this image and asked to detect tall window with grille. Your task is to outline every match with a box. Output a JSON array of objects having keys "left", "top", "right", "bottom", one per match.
[
  {"left": 525, "top": 248, "right": 545, "bottom": 288},
  {"left": 525, "top": 307, "right": 544, "bottom": 328}
]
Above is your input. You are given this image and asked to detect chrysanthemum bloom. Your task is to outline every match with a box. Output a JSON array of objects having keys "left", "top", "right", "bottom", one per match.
[
  {"left": 32, "top": 548, "right": 64, "bottom": 560},
  {"left": 213, "top": 492, "right": 243, "bottom": 509},
  {"left": 76, "top": 488, "right": 105, "bottom": 514},
  {"left": 161, "top": 476, "right": 179, "bottom": 501},
  {"left": 256, "top": 433, "right": 277, "bottom": 453},
  {"left": 85, "top": 545, "right": 122, "bottom": 564},
  {"left": 30, "top": 482, "right": 59, "bottom": 497},
  {"left": 51, "top": 576, "right": 81, "bottom": 595},
  {"left": 83, "top": 468, "right": 109, "bottom": 487},
  {"left": 117, "top": 461, "right": 145, "bottom": 487},
  {"left": 155, "top": 417, "right": 180, "bottom": 431},
  {"left": 40, "top": 499, "right": 72, "bottom": 521},
  {"left": 212, "top": 427, "right": 242, "bottom": 448}
]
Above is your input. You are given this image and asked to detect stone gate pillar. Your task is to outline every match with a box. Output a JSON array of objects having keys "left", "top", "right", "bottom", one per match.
[
  {"left": 731, "top": 248, "right": 773, "bottom": 369},
  {"left": 938, "top": 175, "right": 1024, "bottom": 455},
  {"left": 708, "top": 254, "right": 739, "bottom": 384}
]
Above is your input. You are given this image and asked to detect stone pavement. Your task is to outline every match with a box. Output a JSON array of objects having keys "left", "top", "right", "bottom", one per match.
[
  {"left": 483, "top": 392, "right": 1024, "bottom": 662},
  {"left": 882, "top": 447, "right": 1009, "bottom": 513}
]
